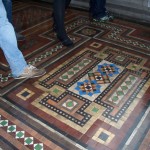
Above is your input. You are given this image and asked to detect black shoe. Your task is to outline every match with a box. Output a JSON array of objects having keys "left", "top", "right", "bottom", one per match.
[
  {"left": 57, "top": 35, "right": 74, "bottom": 47},
  {"left": 52, "top": 23, "right": 74, "bottom": 47}
]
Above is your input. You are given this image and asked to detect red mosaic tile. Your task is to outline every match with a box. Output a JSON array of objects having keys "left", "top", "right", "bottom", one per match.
[{"left": 0, "top": 1, "right": 150, "bottom": 150}]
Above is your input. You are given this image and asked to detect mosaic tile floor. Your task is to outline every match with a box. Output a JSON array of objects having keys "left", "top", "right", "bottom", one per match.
[{"left": 0, "top": 0, "right": 150, "bottom": 150}]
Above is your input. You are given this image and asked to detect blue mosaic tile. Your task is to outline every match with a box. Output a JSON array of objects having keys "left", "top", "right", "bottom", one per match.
[
  {"left": 75, "top": 80, "right": 101, "bottom": 96},
  {"left": 97, "top": 63, "right": 120, "bottom": 77},
  {"left": 21, "top": 91, "right": 30, "bottom": 97}
]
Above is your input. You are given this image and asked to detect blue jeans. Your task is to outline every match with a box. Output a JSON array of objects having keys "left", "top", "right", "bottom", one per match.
[
  {"left": 0, "top": 0, "right": 27, "bottom": 77},
  {"left": 90, "top": 0, "right": 106, "bottom": 19},
  {"left": 2, "top": 0, "right": 12, "bottom": 24}
]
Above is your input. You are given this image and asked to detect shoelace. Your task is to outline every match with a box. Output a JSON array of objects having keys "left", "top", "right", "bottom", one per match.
[
  {"left": 25, "top": 65, "right": 36, "bottom": 73},
  {"left": 28, "top": 65, "right": 36, "bottom": 69}
]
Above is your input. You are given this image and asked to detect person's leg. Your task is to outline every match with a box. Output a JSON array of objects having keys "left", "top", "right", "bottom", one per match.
[
  {"left": 90, "top": 0, "right": 113, "bottom": 22},
  {"left": 52, "top": 0, "right": 71, "bottom": 30},
  {"left": 0, "top": 0, "right": 46, "bottom": 78},
  {"left": 53, "top": 0, "right": 73, "bottom": 47},
  {"left": 2, "top": 0, "right": 25, "bottom": 41},
  {"left": 2, "top": 0, "right": 12, "bottom": 23},
  {"left": 65, "top": 0, "right": 71, "bottom": 9},
  {"left": 0, "top": 0, "right": 27, "bottom": 77},
  {"left": 90, "top": 0, "right": 106, "bottom": 19}
]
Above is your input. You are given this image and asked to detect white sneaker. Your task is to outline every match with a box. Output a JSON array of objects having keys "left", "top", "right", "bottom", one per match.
[{"left": 14, "top": 65, "right": 46, "bottom": 79}]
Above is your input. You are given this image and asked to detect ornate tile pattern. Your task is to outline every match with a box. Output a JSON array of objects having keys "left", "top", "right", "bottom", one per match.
[
  {"left": 16, "top": 88, "right": 35, "bottom": 101},
  {"left": 0, "top": 1, "right": 150, "bottom": 150},
  {"left": 92, "top": 128, "right": 115, "bottom": 145},
  {"left": 0, "top": 109, "right": 54, "bottom": 150},
  {"left": 4, "top": 46, "right": 150, "bottom": 149}
]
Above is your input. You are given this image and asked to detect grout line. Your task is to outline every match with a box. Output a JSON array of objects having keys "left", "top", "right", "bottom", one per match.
[
  {"left": 122, "top": 106, "right": 150, "bottom": 149},
  {"left": 1, "top": 97, "right": 87, "bottom": 150}
]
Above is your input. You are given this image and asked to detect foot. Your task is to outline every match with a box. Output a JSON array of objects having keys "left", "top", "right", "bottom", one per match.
[
  {"left": 16, "top": 32, "right": 26, "bottom": 41},
  {"left": 105, "top": 11, "right": 114, "bottom": 21},
  {"left": 57, "top": 35, "right": 74, "bottom": 47},
  {"left": 52, "top": 23, "right": 74, "bottom": 47},
  {"left": 14, "top": 65, "right": 46, "bottom": 79},
  {"left": 93, "top": 12, "right": 114, "bottom": 22}
]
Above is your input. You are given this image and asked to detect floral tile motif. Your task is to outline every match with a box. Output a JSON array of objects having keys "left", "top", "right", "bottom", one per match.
[
  {"left": 75, "top": 26, "right": 104, "bottom": 37},
  {"left": 75, "top": 79, "right": 101, "bottom": 96},
  {"left": 69, "top": 60, "right": 123, "bottom": 101}
]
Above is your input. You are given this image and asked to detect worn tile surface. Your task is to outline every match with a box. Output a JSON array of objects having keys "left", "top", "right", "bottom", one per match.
[{"left": 0, "top": 0, "right": 150, "bottom": 150}]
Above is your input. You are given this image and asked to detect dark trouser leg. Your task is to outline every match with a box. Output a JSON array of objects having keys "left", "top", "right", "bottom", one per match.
[
  {"left": 53, "top": 0, "right": 66, "bottom": 37},
  {"left": 52, "top": 0, "right": 71, "bottom": 23},
  {"left": 65, "top": 0, "right": 71, "bottom": 9},
  {"left": 2, "top": 0, "right": 25, "bottom": 41},
  {"left": 89, "top": 0, "right": 106, "bottom": 19},
  {"left": 2, "top": 0, "right": 13, "bottom": 24},
  {"left": 53, "top": 0, "right": 73, "bottom": 47}
]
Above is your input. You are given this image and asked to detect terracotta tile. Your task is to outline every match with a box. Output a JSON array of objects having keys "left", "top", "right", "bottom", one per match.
[
  {"left": 0, "top": 1, "right": 150, "bottom": 150},
  {"left": 80, "top": 135, "right": 91, "bottom": 144}
]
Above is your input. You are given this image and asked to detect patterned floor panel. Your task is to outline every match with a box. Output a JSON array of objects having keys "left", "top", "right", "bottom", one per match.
[{"left": 0, "top": 0, "right": 150, "bottom": 150}]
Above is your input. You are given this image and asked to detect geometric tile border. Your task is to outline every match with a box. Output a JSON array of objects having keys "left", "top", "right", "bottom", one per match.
[
  {"left": 92, "top": 127, "right": 115, "bottom": 145},
  {"left": 0, "top": 113, "right": 43, "bottom": 150}
]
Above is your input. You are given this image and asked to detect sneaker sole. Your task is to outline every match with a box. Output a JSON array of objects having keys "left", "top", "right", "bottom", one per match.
[{"left": 14, "top": 71, "right": 46, "bottom": 79}]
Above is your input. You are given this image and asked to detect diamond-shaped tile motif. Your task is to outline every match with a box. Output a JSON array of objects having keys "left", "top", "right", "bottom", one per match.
[
  {"left": 97, "top": 63, "right": 120, "bottom": 77},
  {"left": 112, "top": 96, "right": 119, "bottom": 102},
  {"left": 125, "top": 81, "right": 132, "bottom": 85},
  {"left": 126, "top": 63, "right": 142, "bottom": 72},
  {"left": 95, "top": 52, "right": 108, "bottom": 59},
  {"left": 75, "top": 80, "right": 101, "bottom": 96},
  {"left": 53, "top": 88, "right": 60, "bottom": 94},
  {"left": 16, "top": 131, "right": 25, "bottom": 139},
  {"left": 92, "top": 128, "right": 115, "bottom": 145},
  {"left": 7, "top": 125, "right": 16, "bottom": 133},
  {"left": 61, "top": 75, "right": 69, "bottom": 80},
  {"left": 69, "top": 60, "right": 123, "bottom": 101},
  {"left": 121, "top": 86, "right": 128, "bottom": 91},
  {"left": 129, "top": 76, "right": 136, "bottom": 81},
  {"left": 76, "top": 26, "right": 103, "bottom": 37},
  {"left": 92, "top": 107, "right": 99, "bottom": 113},
  {"left": 98, "top": 132, "right": 109, "bottom": 141},
  {"left": 81, "top": 28, "right": 97, "bottom": 36},
  {"left": 108, "top": 75, "right": 138, "bottom": 105},
  {"left": 34, "top": 143, "right": 44, "bottom": 150},
  {"left": 24, "top": 137, "right": 34, "bottom": 145},
  {"left": 16, "top": 88, "right": 34, "bottom": 101},
  {"left": 88, "top": 72, "right": 110, "bottom": 84},
  {"left": 0, "top": 120, "right": 8, "bottom": 127},
  {"left": 21, "top": 91, "right": 30, "bottom": 97},
  {"left": 68, "top": 71, "right": 74, "bottom": 75},
  {"left": 0, "top": 113, "right": 45, "bottom": 148},
  {"left": 115, "top": 55, "right": 126, "bottom": 62},
  {"left": 90, "top": 42, "right": 102, "bottom": 48},
  {"left": 49, "top": 85, "right": 65, "bottom": 98},
  {"left": 62, "top": 99, "right": 78, "bottom": 110},
  {"left": 59, "top": 58, "right": 91, "bottom": 81},
  {"left": 117, "top": 91, "right": 124, "bottom": 96},
  {"left": 73, "top": 66, "right": 79, "bottom": 71}
]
